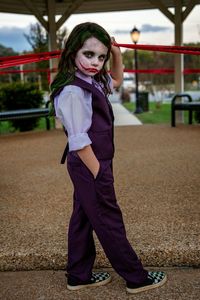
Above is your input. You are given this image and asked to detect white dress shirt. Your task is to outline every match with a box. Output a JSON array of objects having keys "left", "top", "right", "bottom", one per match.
[{"left": 54, "top": 71, "right": 113, "bottom": 152}]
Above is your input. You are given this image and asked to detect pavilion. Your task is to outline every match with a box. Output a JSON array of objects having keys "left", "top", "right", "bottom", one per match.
[{"left": 0, "top": 0, "right": 200, "bottom": 95}]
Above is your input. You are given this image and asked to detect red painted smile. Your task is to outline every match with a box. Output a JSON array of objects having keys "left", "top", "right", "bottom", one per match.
[{"left": 80, "top": 62, "right": 98, "bottom": 73}]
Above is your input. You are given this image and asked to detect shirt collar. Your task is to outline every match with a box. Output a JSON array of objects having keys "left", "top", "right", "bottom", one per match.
[
  {"left": 75, "top": 70, "right": 104, "bottom": 94},
  {"left": 75, "top": 70, "right": 92, "bottom": 84}
]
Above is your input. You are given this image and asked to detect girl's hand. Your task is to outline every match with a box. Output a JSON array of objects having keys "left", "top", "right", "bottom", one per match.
[
  {"left": 93, "top": 161, "right": 100, "bottom": 179},
  {"left": 77, "top": 145, "right": 100, "bottom": 180},
  {"left": 111, "top": 37, "right": 121, "bottom": 54}
]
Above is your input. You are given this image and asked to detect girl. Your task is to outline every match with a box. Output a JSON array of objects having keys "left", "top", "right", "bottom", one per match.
[{"left": 50, "top": 22, "right": 166, "bottom": 294}]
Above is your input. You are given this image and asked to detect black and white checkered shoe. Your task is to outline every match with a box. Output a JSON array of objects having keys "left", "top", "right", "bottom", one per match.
[
  {"left": 67, "top": 271, "right": 111, "bottom": 291},
  {"left": 126, "top": 271, "right": 167, "bottom": 294}
]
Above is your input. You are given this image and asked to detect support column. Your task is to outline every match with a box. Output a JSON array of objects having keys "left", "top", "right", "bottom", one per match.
[
  {"left": 47, "top": 0, "right": 58, "bottom": 83},
  {"left": 174, "top": 0, "right": 184, "bottom": 123},
  {"left": 46, "top": 0, "right": 62, "bottom": 129}
]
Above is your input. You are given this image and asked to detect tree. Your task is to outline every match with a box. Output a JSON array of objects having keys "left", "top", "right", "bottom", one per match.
[
  {"left": 0, "top": 44, "right": 19, "bottom": 84},
  {"left": 122, "top": 43, "right": 200, "bottom": 89},
  {"left": 24, "top": 23, "right": 49, "bottom": 89},
  {"left": 184, "top": 42, "right": 200, "bottom": 88},
  {"left": 24, "top": 23, "right": 48, "bottom": 53},
  {"left": 24, "top": 23, "right": 67, "bottom": 90},
  {"left": 0, "top": 44, "right": 18, "bottom": 57}
]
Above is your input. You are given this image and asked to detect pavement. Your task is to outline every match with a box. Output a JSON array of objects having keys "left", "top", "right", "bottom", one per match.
[
  {"left": 112, "top": 103, "right": 142, "bottom": 126},
  {"left": 1, "top": 267, "right": 200, "bottom": 300},
  {"left": 0, "top": 100, "right": 200, "bottom": 299},
  {"left": 109, "top": 90, "right": 142, "bottom": 126}
]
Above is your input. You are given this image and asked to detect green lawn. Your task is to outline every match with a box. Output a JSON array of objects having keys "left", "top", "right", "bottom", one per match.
[
  {"left": 0, "top": 117, "right": 55, "bottom": 134},
  {"left": 123, "top": 102, "right": 192, "bottom": 124}
]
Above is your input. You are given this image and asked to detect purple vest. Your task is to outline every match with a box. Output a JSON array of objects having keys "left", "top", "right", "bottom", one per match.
[{"left": 61, "top": 76, "right": 115, "bottom": 163}]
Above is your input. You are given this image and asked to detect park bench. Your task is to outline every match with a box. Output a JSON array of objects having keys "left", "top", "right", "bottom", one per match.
[
  {"left": 0, "top": 101, "right": 51, "bottom": 130},
  {"left": 171, "top": 93, "right": 200, "bottom": 127}
]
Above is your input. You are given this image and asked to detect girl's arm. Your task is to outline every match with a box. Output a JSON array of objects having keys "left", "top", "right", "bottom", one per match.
[
  {"left": 110, "top": 38, "right": 123, "bottom": 88},
  {"left": 77, "top": 145, "right": 100, "bottom": 179},
  {"left": 55, "top": 88, "right": 99, "bottom": 178}
]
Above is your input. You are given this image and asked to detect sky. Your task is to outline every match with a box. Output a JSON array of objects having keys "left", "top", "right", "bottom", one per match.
[{"left": 0, "top": 5, "right": 199, "bottom": 52}]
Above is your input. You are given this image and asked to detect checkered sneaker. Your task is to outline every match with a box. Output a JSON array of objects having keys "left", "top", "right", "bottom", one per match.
[
  {"left": 148, "top": 271, "right": 166, "bottom": 284},
  {"left": 67, "top": 271, "right": 111, "bottom": 291},
  {"left": 91, "top": 271, "right": 110, "bottom": 283},
  {"left": 126, "top": 270, "right": 167, "bottom": 294}
]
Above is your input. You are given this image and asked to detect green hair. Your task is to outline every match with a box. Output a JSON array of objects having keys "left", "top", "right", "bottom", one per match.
[{"left": 50, "top": 22, "right": 112, "bottom": 101}]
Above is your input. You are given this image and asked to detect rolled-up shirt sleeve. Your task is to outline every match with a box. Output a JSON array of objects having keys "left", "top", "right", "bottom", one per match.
[{"left": 54, "top": 85, "right": 92, "bottom": 151}]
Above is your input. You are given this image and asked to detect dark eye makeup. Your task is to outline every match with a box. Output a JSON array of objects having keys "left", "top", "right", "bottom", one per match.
[
  {"left": 99, "top": 54, "right": 106, "bottom": 61},
  {"left": 83, "top": 51, "right": 94, "bottom": 58},
  {"left": 83, "top": 51, "right": 107, "bottom": 61}
]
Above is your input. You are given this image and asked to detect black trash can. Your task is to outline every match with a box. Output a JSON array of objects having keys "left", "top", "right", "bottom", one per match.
[{"left": 138, "top": 92, "right": 149, "bottom": 112}]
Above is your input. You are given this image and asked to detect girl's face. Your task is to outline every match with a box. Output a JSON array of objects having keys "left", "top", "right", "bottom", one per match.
[{"left": 75, "top": 37, "right": 108, "bottom": 76}]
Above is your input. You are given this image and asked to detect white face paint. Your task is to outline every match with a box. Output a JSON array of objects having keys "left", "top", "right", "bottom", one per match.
[{"left": 75, "top": 37, "right": 108, "bottom": 76}]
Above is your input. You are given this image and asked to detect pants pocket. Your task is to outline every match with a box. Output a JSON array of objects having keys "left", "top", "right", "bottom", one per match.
[{"left": 95, "top": 162, "right": 103, "bottom": 181}]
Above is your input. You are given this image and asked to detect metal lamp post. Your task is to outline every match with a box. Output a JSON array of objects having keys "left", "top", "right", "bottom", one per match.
[{"left": 130, "top": 26, "right": 143, "bottom": 113}]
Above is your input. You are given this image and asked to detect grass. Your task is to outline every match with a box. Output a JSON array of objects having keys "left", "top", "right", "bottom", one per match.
[
  {"left": 36, "top": 117, "right": 55, "bottom": 131},
  {"left": 0, "top": 117, "right": 55, "bottom": 135},
  {"left": 123, "top": 101, "right": 194, "bottom": 124}
]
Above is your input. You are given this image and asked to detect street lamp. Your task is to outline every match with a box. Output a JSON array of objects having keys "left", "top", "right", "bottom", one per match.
[{"left": 130, "top": 26, "right": 143, "bottom": 113}]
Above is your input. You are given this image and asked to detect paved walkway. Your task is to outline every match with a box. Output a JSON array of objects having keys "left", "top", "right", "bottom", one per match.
[
  {"left": 112, "top": 103, "right": 142, "bottom": 126},
  {"left": 109, "top": 90, "right": 142, "bottom": 126},
  {"left": 1, "top": 268, "right": 200, "bottom": 300}
]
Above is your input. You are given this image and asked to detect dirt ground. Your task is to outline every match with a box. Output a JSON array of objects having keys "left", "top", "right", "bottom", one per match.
[{"left": 0, "top": 124, "right": 200, "bottom": 271}]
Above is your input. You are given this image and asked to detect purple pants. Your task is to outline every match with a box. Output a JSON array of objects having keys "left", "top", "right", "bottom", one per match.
[{"left": 66, "top": 153, "right": 148, "bottom": 284}]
